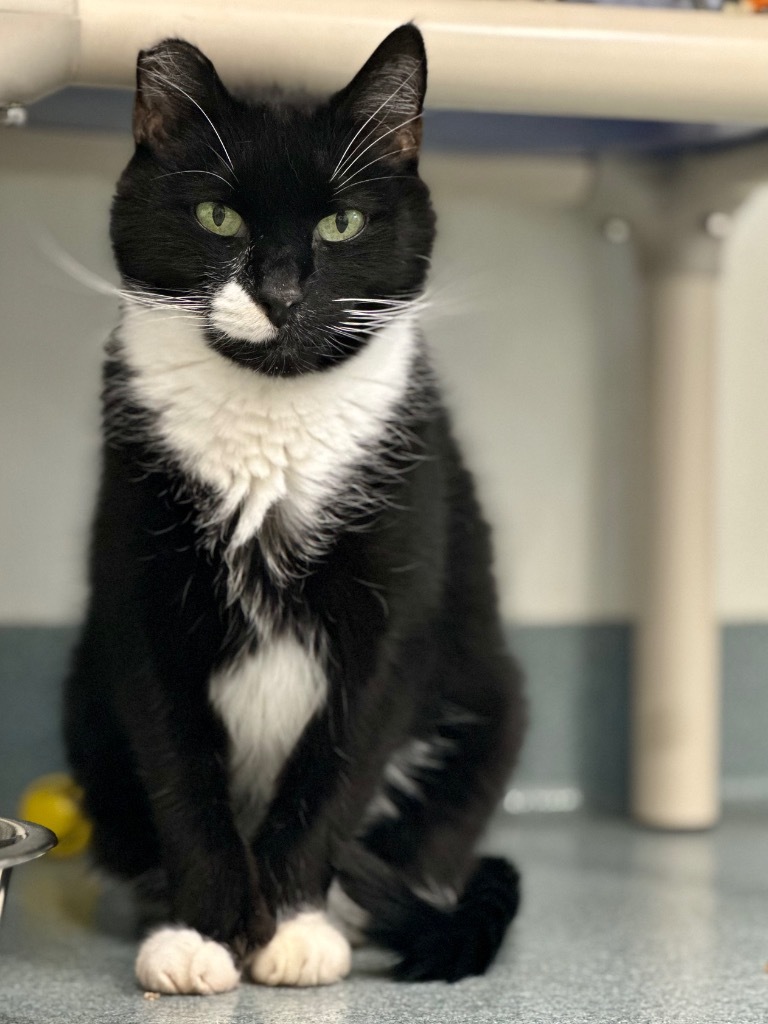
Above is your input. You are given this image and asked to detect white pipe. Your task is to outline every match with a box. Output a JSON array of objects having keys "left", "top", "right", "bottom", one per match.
[
  {"left": 587, "top": 148, "right": 764, "bottom": 831},
  {"left": 0, "top": 13, "right": 78, "bottom": 106},
  {"left": 4, "top": 1, "right": 768, "bottom": 120},
  {"left": 633, "top": 268, "right": 720, "bottom": 830}
]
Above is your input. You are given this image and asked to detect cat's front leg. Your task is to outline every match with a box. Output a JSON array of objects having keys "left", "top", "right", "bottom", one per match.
[
  {"left": 168, "top": 837, "right": 275, "bottom": 954},
  {"left": 117, "top": 671, "right": 276, "bottom": 992},
  {"left": 134, "top": 811, "right": 276, "bottom": 994},
  {"left": 246, "top": 797, "right": 355, "bottom": 985},
  {"left": 248, "top": 816, "right": 354, "bottom": 988},
  {"left": 245, "top": 692, "right": 402, "bottom": 987}
]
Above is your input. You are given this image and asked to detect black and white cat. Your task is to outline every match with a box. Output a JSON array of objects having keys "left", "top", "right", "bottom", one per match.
[{"left": 64, "top": 24, "right": 526, "bottom": 994}]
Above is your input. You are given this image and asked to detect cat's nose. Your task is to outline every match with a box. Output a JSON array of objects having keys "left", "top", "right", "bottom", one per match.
[{"left": 257, "top": 281, "right": 303, "bottom": 327}]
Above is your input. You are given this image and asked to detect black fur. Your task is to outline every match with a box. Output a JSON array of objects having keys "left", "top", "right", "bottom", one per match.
[{"left": 64, "top": 24, "right": 526, "bottom": 983}]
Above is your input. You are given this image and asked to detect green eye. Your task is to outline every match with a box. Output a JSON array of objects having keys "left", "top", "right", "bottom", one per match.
[
  {"left": 195, "top": 202, "right": 244, "bottom": 237},
  {"left": 316, "top": 209, "right": 365, "bottom": 243}
]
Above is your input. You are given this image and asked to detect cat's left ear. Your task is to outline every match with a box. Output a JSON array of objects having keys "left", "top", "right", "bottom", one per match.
[
  {"left": 331, "top": 24, "right": 427, "bottom": 166},
  {"left": 133, "top": 38, "right": 228, "bottom": 153}
]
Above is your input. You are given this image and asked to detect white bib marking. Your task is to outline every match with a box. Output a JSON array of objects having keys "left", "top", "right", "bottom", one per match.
[
  {"left": 118, "top": 300, "right": 417, "bottom": 550},
  {"left": 209, "top": 632, "right": 327, "bottom": 825}
]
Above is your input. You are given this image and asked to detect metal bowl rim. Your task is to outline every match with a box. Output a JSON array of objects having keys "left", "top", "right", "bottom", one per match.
[{"left": 0, "top": 817, "right": 58, "bottom": 867}]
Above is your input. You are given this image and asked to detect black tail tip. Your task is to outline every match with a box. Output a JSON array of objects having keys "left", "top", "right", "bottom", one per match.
[{"left": 391, "top": 856, "right": 521, "bottom": 983}]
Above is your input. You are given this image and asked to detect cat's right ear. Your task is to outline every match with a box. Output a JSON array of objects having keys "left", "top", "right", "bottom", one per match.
[
  {"left": 133, "top": 39, "right": 227, "bottom": 153},
  {"left": 330, "top": 24, "right": 427, "bottom": 166}
]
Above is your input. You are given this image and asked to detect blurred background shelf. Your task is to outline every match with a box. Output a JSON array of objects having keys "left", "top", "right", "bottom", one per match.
[{"left": 3, "top": 1, "right": 768, "bottom": 121}]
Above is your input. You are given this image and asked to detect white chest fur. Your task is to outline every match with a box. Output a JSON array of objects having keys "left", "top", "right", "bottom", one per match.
[
  {"left": 117, "top": 303, "right": 417, "bottom": 550},
  {"left": 117, "top": 303, "right": 416, "bottom": 817},
  {"left": 209, "top": 632, "right": 328, "bottom": 828}
]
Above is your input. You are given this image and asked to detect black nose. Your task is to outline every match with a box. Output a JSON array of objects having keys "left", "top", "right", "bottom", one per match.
[{"left": 257, "top": 281, "right": 303, "bottom": 327}]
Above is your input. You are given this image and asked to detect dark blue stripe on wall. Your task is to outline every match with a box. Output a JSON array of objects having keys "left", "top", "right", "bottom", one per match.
[
  {"left": 2, "top": 624, "right": 768, "bottom": 817},
  {"left": 509, "top": 624, "right": 630, "bottom": 814},
  {"left": 0, "top": 627, "right": 76, "bottom": 815},
  {"left": 25, "top": 87, "right": 768, "bottom": 155},
  {"left": 27, "top": 87, "right": 134, "bottom": 135}
]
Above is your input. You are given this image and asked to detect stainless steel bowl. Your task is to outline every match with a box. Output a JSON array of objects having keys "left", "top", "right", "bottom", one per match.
[{"left": 0, "top": 817, "right": 58, "bottom": 921}]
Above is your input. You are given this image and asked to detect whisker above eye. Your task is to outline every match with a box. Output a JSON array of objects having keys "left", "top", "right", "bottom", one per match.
[
  {"left": 333, "top": 113, "right": 422, "bottom": 186},
  {"left": 141, "top": 67, "right": 239, "bottom": 182},
  {"left": 330, "top": 114, "right": 386, "bottom": 184},
  {"left": 154, "top": 169, "right": 234, "bottom": 189},
  {"left": 330, "top": 64, "right": 421, "bottom": 182},
  {"left": 333, "top": 175, "right": 410, "bottom": 196},
  {"left": 334, "top": 146, "right": 418, "bottom": 193}
]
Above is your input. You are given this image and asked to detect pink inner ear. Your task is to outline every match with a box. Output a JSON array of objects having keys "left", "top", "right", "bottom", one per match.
[
  {"left": 133, "top": 95, "right": 167, "bottom": 147},
  {"left": 393, "top": 123, "right": 422, "bottom": 158}
]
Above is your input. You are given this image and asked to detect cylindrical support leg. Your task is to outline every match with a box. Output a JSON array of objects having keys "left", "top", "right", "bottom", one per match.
[{"left": 632, "top": 267, "right": 720, "bottom": 830}]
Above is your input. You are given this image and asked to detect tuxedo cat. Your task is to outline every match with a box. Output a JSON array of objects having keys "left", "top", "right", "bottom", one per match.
[{"left": 64, "top": 24, "right": 526, "bottom": 994}]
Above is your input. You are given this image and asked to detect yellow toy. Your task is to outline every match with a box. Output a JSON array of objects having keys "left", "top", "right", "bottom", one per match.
[{"left": 19, "top": 774, "right": 91, "bottom": 858}]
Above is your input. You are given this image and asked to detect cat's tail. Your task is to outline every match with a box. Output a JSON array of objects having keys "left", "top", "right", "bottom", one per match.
[{"left": 333, "top": 845, "right": 520, "bottom": 982}]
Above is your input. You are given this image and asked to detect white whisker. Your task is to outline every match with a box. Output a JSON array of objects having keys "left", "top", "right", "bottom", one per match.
[
  {"left": 335, "top": 113, "right": 422, "bottom": 185},
  {"left": 34, "top": 232, "right": 121, "bottom": 297},
  {"left": 142, "top": 66, "right": 238, "bottom": 181},
  {"left": 333, "top": 175, "right": 410, "bottom": 195},
  {"left": 154, "top": 169, "right": 234, "bottom": 189},
  {"left": 330, "top": 64, "right": 421, "bottom": 182},
  {"left": 333, "top": 297, "right": 419, "bottom": 306},
  {"left": 331, "top": 115, "right": 387, "bottom": 183},
  {"left": 335, "top": 147, "right": 418, "bottom": 193}
]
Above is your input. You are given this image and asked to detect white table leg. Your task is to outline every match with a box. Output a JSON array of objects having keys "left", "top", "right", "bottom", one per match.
[
  {"left": 587, "top": 148, "right": 768, "bottom": 829},
  {"left": 632, "top": 265, "right": 719, "bottom": 829}
]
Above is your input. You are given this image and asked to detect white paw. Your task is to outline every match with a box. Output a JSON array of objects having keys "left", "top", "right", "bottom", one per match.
[
  {"left": 249, "top": 911, "right": 352, "bottom": 987},
  {"left": 135, "top": 927, "right": 240, "bottom": 995}
]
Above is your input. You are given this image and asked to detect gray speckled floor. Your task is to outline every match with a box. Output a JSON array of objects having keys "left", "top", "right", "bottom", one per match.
[{"left": 0, "top": 809, "right": 766, "bottom": 1024}]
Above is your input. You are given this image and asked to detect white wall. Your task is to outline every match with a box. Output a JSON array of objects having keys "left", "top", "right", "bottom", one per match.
[
  {"left": 424, "top": 152, "right": 646, "bottom": 624},
  {"left": 718, "top": 188, "right": 768, "bottom": 621},
  {"left": 0, "top": 129, "right": 766, "bottom": 625}
]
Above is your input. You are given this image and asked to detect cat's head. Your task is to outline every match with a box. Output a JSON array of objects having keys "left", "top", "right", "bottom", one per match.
[{"left": 111, "top": 25, "right": 434, "bottom": 376}]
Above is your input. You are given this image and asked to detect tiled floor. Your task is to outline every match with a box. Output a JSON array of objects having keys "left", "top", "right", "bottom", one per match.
[{"left": 0, "top": 808, "right": 766, "bottom": 1024}]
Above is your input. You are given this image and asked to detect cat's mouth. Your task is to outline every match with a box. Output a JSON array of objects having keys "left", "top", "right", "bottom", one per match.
[{"left": 201, "top": 281, "right": 412, "bottom": 377}]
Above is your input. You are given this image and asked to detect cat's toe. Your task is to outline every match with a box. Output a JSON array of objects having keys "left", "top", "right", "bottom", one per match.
[
  {"left": 135, "top": 926, "right": 240, "bottom": 995},
  {"left": 249, "top": 911, "right": 351, "bottom": 987}
]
